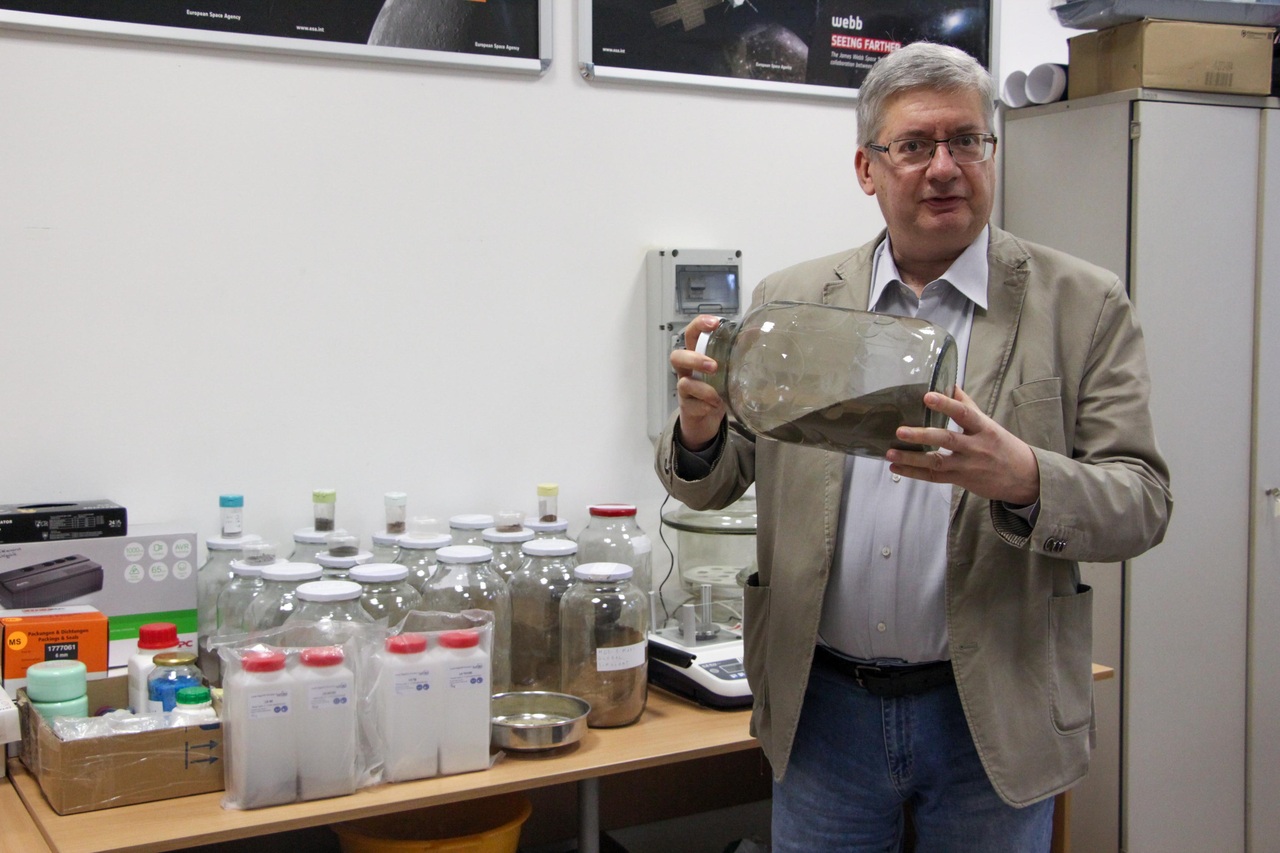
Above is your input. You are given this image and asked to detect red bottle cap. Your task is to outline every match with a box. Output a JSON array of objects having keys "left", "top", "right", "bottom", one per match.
[
  {"left": 300, "top": 646, "right": 345, "bottom": 667},
  {"left": 588, "top": 504, "right": 637, "bottom": 517},
  {"left": 438, "top": 630, "right": 480, "bottom": 649},
  {"left": 242, "top": 650, "right": 287, "bottom": 672},
  {"left": 137, "top": 622, "right": 179, "bottom": 650},
  {"left": 386, "top": 633, "right": 428, "bottom": 654}
]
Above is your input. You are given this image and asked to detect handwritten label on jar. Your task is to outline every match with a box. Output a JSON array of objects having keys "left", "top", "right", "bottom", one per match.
[
  {"left": 393, "top": 669, "right": 433, "bottom": 696},
  {"left": 595, "top": 640, "right": 647, "bottom": 672},
  {"left": 307, "top": 681, "right": 352, "bottom": 711},
  {"left": 247, "top": 689, "right": 292, "bottom": 720},
  {"left": 447, "top": 663, "right": 486, "bottom": 690}
]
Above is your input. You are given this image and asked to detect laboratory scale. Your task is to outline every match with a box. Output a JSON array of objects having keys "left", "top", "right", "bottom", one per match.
[{"left": 648, "top": 597, "right": 752, "bottom": 710}]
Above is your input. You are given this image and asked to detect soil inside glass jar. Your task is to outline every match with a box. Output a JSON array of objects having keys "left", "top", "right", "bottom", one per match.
[{"left": 759, "top": 382, "right": 933, "bottom": 457}]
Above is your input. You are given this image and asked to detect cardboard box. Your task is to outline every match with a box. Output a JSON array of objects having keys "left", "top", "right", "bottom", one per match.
[
  {"left": 0, "top": 523, "right": 198, "bottom": 668},
  {"left": 1, "top": 606, "right": 109, "bottom": 698},
  {"left": 1069, "top": 19, "right": 1276, "bottom": 98},
  {"left": 0, "top": 500, "right": 126, "bottom": 545},
  {"left": 18, "top": 676, "right": 223, "bottom": 814}
]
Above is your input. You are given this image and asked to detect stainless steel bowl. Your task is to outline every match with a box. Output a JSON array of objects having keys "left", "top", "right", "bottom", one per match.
[{"left": 491, "top": 691, "right": 591, "bottom": 751}]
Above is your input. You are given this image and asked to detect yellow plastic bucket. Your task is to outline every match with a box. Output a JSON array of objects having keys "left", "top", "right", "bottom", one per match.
[{"left": 331, "top": 793, "right": 532, "bottom": 853}]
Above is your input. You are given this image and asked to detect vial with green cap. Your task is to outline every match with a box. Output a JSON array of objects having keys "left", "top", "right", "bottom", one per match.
[
  {"left": 313, "top": 489, "right": 337, "bottom": 532},
  {"left": 172, "top": 685, "right": 218, "bottom": 724}
]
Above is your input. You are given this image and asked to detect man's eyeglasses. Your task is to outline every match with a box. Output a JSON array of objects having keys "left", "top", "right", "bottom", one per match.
[{"left": 866, "top": 133, "right": 998, "bottom": 169}]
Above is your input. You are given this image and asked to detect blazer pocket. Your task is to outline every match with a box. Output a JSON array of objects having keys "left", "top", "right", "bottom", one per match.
[
  {"left": 1048, "top": 584, "right": 1093, "bottom": 735},
  {"left": 742, "top": 574, "right": 770, "bottom": 703},
  {"left": 1012, "top": 377, "right": 1067, "bottom": 455}
]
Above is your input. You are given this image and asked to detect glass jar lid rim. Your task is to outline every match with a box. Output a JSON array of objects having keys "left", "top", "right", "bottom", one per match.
[
  {"left": 350, "top": 563, "right": 410, "bottom": 582},
  {"left": 261, "top": 562, "right": 324, "bottom": 581},
  {"left": 449, "top": 513, "right": 495, "bottom": 528},
  {"left": 522, "top": 538, "right": 578, "bottom": 557},
  {"left": 574, "top": 561, "right": 634, "bottom": 581},
  {"left": 588, "top": 504, "right": 637, "bottom": 517},
  {"left": 436, "top": 545, "right": 493, "bottom": 563},
  {"left": 295, "top": 580, "right": 363, "bottom": 601}
]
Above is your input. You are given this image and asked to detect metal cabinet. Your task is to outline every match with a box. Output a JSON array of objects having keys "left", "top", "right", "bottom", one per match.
[{"left": 1002, "top": 89, "right": 1278, "bottom": 853}]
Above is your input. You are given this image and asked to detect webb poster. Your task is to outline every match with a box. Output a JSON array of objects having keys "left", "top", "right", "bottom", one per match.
[
  {"left": 0, "top": 0, "right": 546, "bottom": 69},
  {"left": 585, "top": 1, "right": 991, "bottom": 96}
]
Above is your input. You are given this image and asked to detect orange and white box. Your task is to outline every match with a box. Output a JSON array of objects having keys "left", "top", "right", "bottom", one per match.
[{"left": 1, "top": 605, "right": 109, "bottom": 699}]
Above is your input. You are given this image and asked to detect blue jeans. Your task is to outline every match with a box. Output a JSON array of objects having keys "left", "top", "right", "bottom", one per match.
[{"left": 771, "top": 659, "right": 1054, "bottom": 853}]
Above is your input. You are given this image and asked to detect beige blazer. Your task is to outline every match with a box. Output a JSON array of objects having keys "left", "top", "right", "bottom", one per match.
[{"left": 655, "top": 227, "right": 1172, "bottom": 807}]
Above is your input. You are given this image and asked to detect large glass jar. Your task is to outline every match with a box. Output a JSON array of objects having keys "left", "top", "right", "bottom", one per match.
[
  {"left": 286, "top": 580, "right": 375, "bottom": 624},
  {"left": 526, "top": 518, "right": 572, "bottom": 540},
  {"left": 349, "top": 563, "right": 422, "bottom": 627},
  {"left": 425, "top": 545, "right": 511, "bottom": 693},
  {"left": 576, "top": 505, "right": 653, "bottom": 604},
  {"left": 197, "top": 533, "right": 261, "bottom": 683},
  {"left": 448, "top": 514, "right": 494, "bottom": 546},
  {"left": 482, "top": 525, "right": 535, "bottom": 583},
  {"left": 290, "top": 528, "right": 338, "bottom": 564},
  {"left": 560, "top": 563, "right": 650, "bottom": 727},
  {"left": 697, "top": 300, "right": 957, "bottom": 458},
  {"left": 508, "top": 538, "right": 578, "bottom": 691},
  {"left": 395, "top": 531, "right": 453, "bottom": 593},
  {"left": 370, "top": 531, "right": 402, "bottom": 563},
  {"left": 216, "top": 554, "right": 275, "bottom": 637},
  {"left": 244, "top": 562, "right": 323, "bottom": 631}
]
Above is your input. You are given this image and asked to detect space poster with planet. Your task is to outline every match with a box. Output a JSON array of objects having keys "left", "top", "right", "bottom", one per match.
[
  {"left": 586, "top": 0, "right": 990, "bottom": 96},
  {"left": 0, "top": 0, "right": 546, "bottom": 69}
]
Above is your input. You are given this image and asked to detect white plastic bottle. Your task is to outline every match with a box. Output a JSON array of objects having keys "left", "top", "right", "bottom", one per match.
[
  {"left": 224, "top": 650, "right": 297, "bottom": 809},
  {"left": 292, "top": 645, "right": 358, "bottom": 801},
  {"left": 435, "top": 629, "right": 491, "bottom": 775},
  {"left": 374, "top": 633, "right": 439, "bottom": 783},
  {"left": 171, "top": 685, "right": 219, "bottom": 725},
  {"left": 127, "top": 623, "right": 181, "bottom": 714}
]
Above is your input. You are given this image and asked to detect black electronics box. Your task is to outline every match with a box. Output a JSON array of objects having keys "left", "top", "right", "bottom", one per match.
[
  {"left": 0, "top": 500, "right": 126, "bottom": 545},
  {"left": 0, "top": 555, "right": 105, "bottom": 609}
]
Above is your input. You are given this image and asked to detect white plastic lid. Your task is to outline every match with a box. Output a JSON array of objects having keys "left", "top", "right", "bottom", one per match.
[
  {"left": 693, "top": 329, "right": 715, "bottom": 381},
  {"left": 399, "top": 532, "right": 452, "bottom": 550},
  {"left": 228, "top": 559, "right": 275, "bottom": 577},
  {"left": 350, "top": 563, "right": 410, "bottom": 583},
  {"left": 294, "top": 527, "right": 346, "bottom": 545},
  {"left": 525, "top": 518, "right": 570, "bottom": 534},
  {"left": 522, "top": 538, "right": 578, "bottom": 558},
  {"left": 574, "top": 562, "right": 633, "bottom": 581},
  {"left": 261, "top": 562, "right": 324, "bottom": 582},
  {"left": 295, "top": 580, "right": 362, "bottom": 602},
  {"left": 317, "top": 550, "right": 373, "bottom": 569},
  {"left": 384, "top": 491, "right": 408, "bottom": 507},
  {"left": 482, "top": 527, "right": 535, "bottom": 544},
  {"left": 371, "top": 531, "right": 403, "bottom": 547},
  {"left": 206, "top": 533, "right": 262, "bottom": 551},
  {"left": 436, "top": 545, "right": 494, "bottom": 564},
  {"left": 449, "top": 514, "right": 495, "bottom": 530}
]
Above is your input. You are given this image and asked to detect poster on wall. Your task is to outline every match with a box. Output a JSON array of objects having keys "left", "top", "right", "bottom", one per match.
[
  {"left": 0, "top": 0, "right": 551, "bottom": 73},
  {"left": 580, "top": 0, "right": 992, "bottom": 99}
]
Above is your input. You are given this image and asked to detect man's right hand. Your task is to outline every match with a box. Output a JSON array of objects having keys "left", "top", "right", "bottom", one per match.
[{"left": 670, "top": 315, "right": 727, "bottom": 451}]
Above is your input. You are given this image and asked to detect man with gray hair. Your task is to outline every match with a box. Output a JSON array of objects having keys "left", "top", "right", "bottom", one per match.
[{"left": 656, "top": 41, "right": 1171, "bottom": 850}]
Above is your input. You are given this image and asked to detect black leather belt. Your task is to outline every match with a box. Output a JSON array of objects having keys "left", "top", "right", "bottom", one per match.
[{"left": 814, "top": 645, "right": 954, "bottom": 698}]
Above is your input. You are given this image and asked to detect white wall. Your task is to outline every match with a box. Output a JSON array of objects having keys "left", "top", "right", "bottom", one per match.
[{"left": 0, "top": 5, "right": 1071, "bottom": 554}]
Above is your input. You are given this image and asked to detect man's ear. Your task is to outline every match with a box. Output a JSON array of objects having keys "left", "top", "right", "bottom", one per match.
[{"left": 854, "top": 147, "right": 877, "bottom": 197}]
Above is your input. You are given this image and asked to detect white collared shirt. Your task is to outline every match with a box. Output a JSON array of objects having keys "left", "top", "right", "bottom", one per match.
[{"left": 817, "top": 227, "right": 989, "bottom": 664}]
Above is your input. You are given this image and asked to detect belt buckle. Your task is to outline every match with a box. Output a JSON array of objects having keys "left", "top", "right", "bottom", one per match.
[{"left": 852, "top": 663, "right": 885, "bottom": 689}]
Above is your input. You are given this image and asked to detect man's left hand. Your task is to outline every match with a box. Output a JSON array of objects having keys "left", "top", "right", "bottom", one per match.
[{"left": 886, "top": 386, "right": 1040, "bottom": 506}]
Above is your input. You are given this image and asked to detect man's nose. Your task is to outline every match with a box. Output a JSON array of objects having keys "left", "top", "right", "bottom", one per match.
[{"left": 926, "top": 142, "right": 962, "bottom": 178}]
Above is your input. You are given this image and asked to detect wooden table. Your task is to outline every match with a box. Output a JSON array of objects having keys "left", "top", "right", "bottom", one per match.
[{"left": 4, "top": 666, "right": 1115, "bottom": 853}]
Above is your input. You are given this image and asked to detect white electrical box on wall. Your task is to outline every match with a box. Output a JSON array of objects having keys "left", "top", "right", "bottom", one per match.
[{"left": 645, "top": 248, "right": 742, "bottom": 439}]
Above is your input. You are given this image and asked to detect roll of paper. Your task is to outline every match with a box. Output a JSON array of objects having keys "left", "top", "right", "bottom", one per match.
[
  {"left": 1002, "top": 70, "right": 1030, "bottom": 108},
  {"left": 1026, "top": 63, "right": 1068, "bottom": 105}
]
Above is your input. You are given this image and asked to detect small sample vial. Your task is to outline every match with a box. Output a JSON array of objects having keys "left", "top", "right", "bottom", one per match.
[
  {"left": 374, "top": 633, "right": 439, "bottom": 782},
  {"left": 293, "top": 646, "right": 358, "bottom": 800},
  {"left": 537, "top": 483, "right": 559, "bottom": 522},
  {"left": 172, "top": 685, "right": 219, "bottom": 724},
  {"left": 224, "top": 650, "right": 297, "bottom": 809},
  {"left": 220, "top": 494, "right": 245, "bottom": 538},
  {"left": 436, "top": 629, "right": 491, "bottom": 776},
  {"left": 494, "top": 511, "right": 524, "bottom": 533},
  {"left": 148, "top": 652, "right": 203, "bottom": 713},
  {"left": 384, "top": 492, "right": 408, "bottom": 535},
  {"left": 325, "top": 532, "right": 360, "bottom": 558},
  {"left": 313, "top": 489, "right": 337, "bottom": 532},
  {"left": 128, "top": 622, "right": 180, "bottom": 714}
]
